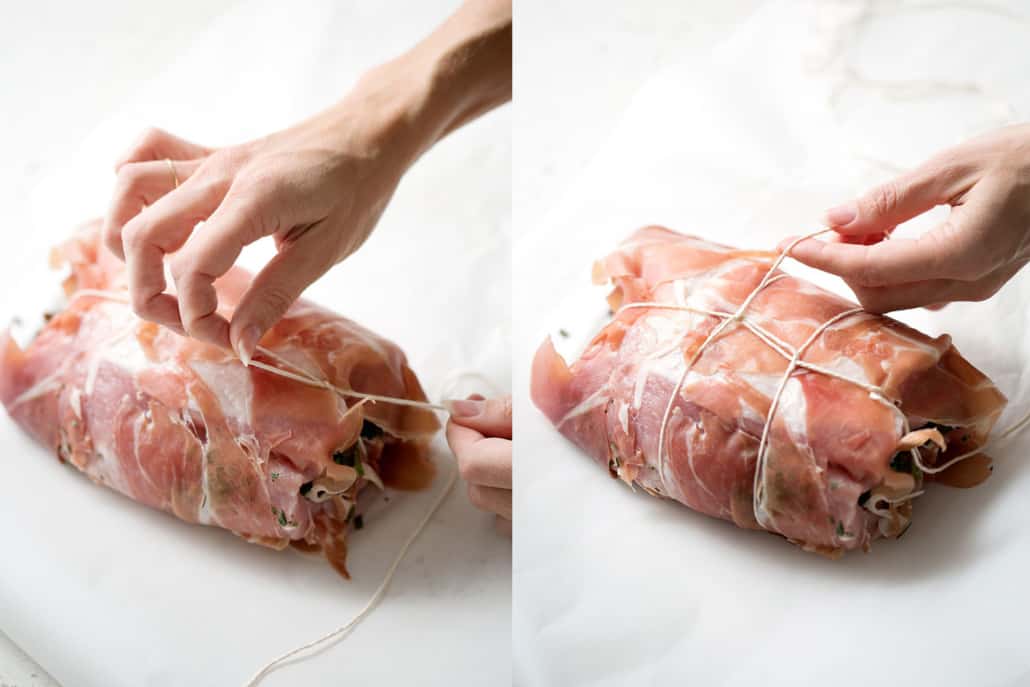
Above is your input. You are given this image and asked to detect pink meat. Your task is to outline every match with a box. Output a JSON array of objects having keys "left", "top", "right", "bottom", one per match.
[
  {"left": 0, "top": 224, "right": 439, "bottom": 577},
  {"left": 532, "top": 226, "right": 1007, "bottom": 555}
]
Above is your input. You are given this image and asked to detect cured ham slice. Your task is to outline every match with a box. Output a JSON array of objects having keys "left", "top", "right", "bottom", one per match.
[
  {"left": 0, "top": 224, "right": 439, "bottom": 577},
  {"left": 532, "top": 226, "right": 1007, "bottom": 555}
]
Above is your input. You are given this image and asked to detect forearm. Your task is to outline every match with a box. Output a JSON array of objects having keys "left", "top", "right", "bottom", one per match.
[{"left": 316, "top": 0, "right": 511, "bottom": 170}]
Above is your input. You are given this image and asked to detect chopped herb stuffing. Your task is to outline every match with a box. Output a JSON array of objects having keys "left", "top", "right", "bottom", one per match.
[
  {"left": 925, "top": 421, "right": 955, "bottom": 435},
  {"left": 836, "top": 521, "right": 845, "bottom": 537},
  {"left": 277, "top": 510, "right": 288, "bottom": 527},
  {"left": 355, "top": 457, "right": 365, "bottom": 478},
  {"left": 360, "top": 420, "right": 383, "bottom": 440},
  {"left": 354, "top": 514, "right": 364, "bottom": 530},
  {"left": 270, "top": 472, "right": 280, "bottom": 481},
  {"left": 889, "top": 452, "right": 913, "bottom": 474},
  {"left": 333, "top": 445, "right": 358, "bottom": 466}
]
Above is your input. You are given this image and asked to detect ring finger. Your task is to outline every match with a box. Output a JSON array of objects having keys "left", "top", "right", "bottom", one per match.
[{"left": 104, "top": 158, "right": 204, "bottom": 260}]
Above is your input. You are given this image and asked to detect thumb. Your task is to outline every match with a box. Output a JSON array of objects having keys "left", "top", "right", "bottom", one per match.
[
  {"left": 444, "top": 394, "right": 513, "bottom": 440},
  {"left": 229, "top": 232, "right": 331, "bottom": 364},
  {"left": 823, "top": 165, "right": 953, "bottom": 237}
]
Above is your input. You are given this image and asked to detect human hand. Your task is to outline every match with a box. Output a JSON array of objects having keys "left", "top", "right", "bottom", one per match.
[
  {"left": 782, "top": 123, "right": 1030, "bottom": 312},
  {"left": 103, "top": 67, "right": 428, "bottom": 361},
  {"left": 103, "top": 0, "right": 511, "bottom": 361},
  {"left": 445, "top": 394, "right": 512, "bottom": 536}
]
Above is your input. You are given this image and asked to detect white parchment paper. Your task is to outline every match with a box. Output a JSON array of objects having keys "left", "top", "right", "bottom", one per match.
[
  {"left": 0, "top": 2, "right": 511, "bottom": 685},
  {"left": 514, "top": 2, "right": 1030, "bottom": 685}
]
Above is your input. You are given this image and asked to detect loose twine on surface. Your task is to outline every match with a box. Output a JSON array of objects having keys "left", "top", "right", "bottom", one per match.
[
  {"left": 615, "top": 228, "right": 1030, "bottom": 529},
  {"left": 67, "top": 288, "right": 462, "bottom": 685}
]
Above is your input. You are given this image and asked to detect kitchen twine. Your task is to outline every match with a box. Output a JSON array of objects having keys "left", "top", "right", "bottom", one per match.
[
  {"left": 240, "top": 351, "right": 461, "bottom": 686},
  {"left": 614, "top": 228, "right": 1030, "bottom": 529},
  {"left": 67, "top": 289, "right": 469, "bottom": 685}
]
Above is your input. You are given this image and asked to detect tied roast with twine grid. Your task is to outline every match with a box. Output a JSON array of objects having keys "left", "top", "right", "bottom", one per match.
[{"left": 532, "top": 225, "right": 1017, "bottom": 557}]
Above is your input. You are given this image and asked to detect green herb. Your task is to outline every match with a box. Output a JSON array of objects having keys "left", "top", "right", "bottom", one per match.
[
  {"left": 277, "top": 510, "right": 288, "bottom": 527},
  {"left": 345, "top": 504, "right": 356, "bottom": 522},
  {"left": 354, "top": 514, "right": 364, "bottom": 530},
  {"left": 889, "top": 452, "right": 913, "bottom": 474},
  {"left": 355, "top": 456, "right": 365, "bottom": 478},
  {"left": 333, "top": 445, "right": 358, "bottom": 467},
  {"left": 836, "top": 521, "right": 845, "bottom": 537},
  {"left": 360, "top": 421, "right": 383, "bottom": 440},
  {"left": 558, "top": 328, "right": 570, "bottom": 338},
  {"left": 270, "top": 472, "right": 280, "bottom": 481}
]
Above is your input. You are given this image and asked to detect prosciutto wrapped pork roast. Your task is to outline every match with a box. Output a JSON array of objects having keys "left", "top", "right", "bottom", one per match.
[
  {"left": 0, "top": 225, "right": 439, "bottom": 577},
  {"left": 532, "top": 226, "right": 1007, "bottom": 555}
]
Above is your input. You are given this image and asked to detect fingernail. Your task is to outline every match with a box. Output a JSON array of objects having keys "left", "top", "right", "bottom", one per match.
[
  {"left": 776, "top": 236, "right": 798, "bottom": 252},
  {"left": 236, "top": 325, "right": 261, "bottom": 366},
  {"left": 444, "top": 399, "right": 485, "bottom": 418},
  {"left": 825, "top": 204, "right": 857, "bottom": 227}
]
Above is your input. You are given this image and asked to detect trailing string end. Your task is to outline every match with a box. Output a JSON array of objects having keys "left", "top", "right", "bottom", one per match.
[{"left": 242, "top": 454, "right": 459, "bottom": 687}]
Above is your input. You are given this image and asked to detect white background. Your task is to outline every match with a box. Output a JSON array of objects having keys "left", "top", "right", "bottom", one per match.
[
  {"left": 514, "top": 1, "right": 1030, "bottom": 686},
  {"left": 0, "top": 1, "right": 511, "bottom": 685}
]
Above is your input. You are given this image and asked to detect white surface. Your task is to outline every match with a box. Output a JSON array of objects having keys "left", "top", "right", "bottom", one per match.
[
  {"left": 514, "top": 2, "right": 1030, "bottom": 686},
  {"left": 0, "top": 1, "right": 510, "bottom": 686}
]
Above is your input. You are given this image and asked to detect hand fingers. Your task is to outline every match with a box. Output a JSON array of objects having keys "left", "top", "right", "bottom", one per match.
[
  {"left": 849, "top": 260, "right": 1025, "bottom": 312},
  {"left": 103, "top": 159, "right": 203, "bottom": 260},
  {"left": 823, "top": 152, "right": 976, "bottom": 237},
  {"left": 494, "top": 515, "right": 512, "bottom": 536},
  {"left": 785, "top": 226, "right": 971, "bottom": 287},
  {"left": 170, "top": 190, "right": 277, "bottom": 349},
  {"left": 444, "top": 395, "right": 512, "bottom": 439},
  {"left": 115, "top": 127, "right": 212, "bottom": 169},
  {"left": 467, "top": 483, "right": 512, "bottom": 520},
  {"left": 123, "top": 179, "right": 228, "bottom": 329},
  {"left": 228, "top": 228, "right": 332, "bottom": 362},
  {"left": 446, "top": 420, "right": 512, "bottom": 489}
]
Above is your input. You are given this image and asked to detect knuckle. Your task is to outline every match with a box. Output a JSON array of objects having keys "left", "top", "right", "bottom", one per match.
[
  {"left": 168, "top": 255, "right": 192, "bottom": 283},
  {"left": 121, "top": 222, "right": 148, "bottom": 253},
  {"left": 866, "top": 181, "right": 901, "bottom": 218},
  {"left": 130, "top": 292, "right": 151, "bottom": 318},
  {"left": 257, "top": 285, "right": 295, "bottom": 318},
  {"left": 133, "top": 127, "right": 166, "bottom": 155},
  {"left": 458, "top": 456, "right": 479, "bottom": 484},
  {"left": 466, "top": 484, "right": 486, "bottom": 509},
  {"left": 115, "top": 163, "right": 145, "bottom": 194}
]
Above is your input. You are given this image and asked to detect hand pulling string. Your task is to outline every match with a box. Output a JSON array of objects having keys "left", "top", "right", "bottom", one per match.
[{"left": 618, "top": 228, "right": 1030, "bottom": 531}]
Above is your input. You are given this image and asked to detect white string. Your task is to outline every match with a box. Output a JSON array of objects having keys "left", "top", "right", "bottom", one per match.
[
  {"left": 68, "top": 289, "right": 446, "bottom": 413},
  {"left": 620, "top": 228, "right": 1029, "bottom": 530},
  {"left": 651, "top": 228, "right": 831, "bottom": 497},
  {"left": 243, "top": 457, "right": 458, "bottom": 686},
  {"left": 68, "top": 283, "right": 481, "bottom": 683},
  {"left": 249, "top": 346, "right": 447, "bottom": 412}
]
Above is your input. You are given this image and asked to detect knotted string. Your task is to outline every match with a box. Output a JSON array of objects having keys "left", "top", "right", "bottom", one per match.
[
  {"left": 66, "top": 288, "right": 468, "bottom": 684},
  {"left": 617, "top": 229, "right": 1030, "bottom": 531}
]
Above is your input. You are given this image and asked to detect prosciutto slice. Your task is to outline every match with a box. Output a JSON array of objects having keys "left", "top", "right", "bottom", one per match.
[
  {"left": 0, "top": 225, "right": 439, "bottom": 577},
  {"left": 532, "top": 226, "right": 1007, "bottom": 555}
]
